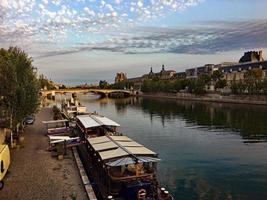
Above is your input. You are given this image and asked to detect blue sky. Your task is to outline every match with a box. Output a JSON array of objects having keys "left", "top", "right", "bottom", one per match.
[{"left": 1, "top": 0, "right": 267, "bottom": 84}]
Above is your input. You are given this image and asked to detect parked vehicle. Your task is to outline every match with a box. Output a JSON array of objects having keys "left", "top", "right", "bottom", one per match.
[
  {"left": 24, "top": 115, "right": 35, "bottom": 125},
  {"left": 0, "top": 144, "right": 10, "bottom": 190}
]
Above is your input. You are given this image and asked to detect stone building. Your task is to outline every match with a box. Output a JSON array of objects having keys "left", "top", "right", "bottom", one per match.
[
  {"left": 142, "top": 65, "right": 176, "bottom": 80},
  {"left": 115, "top": 72, "right": 127, "bottom": 83},
  {"left": 172, "top": 72, "right": 186, "bottom": 80},
  {"left": 125, "top": 65, "right": 177, "bottom": 90},
  {"left": 159, "top": 65, "right": 176, "bottom": 80},
  {"left": 239, "top": 50, "right": 264, "bottom": 63},
  {"left": 186, "top": 64, "right": 219, "bottom": 79},
  {"left": 221, "top": 51, "right": 267, "bottom": 83}
]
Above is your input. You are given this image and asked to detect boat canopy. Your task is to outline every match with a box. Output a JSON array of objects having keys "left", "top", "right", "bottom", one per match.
[
  {"left": 42, "top": 119, "right": 68, "bottom": 124},
  {"left": 106, "top": 156, "right": 161, "bottom": 167},
  {"left": 77, "top": 114, "right": 120, "bottom": 129},
  {"left": 87, "top": 136, "right": 160, "bottom": 166},
  {"left": 90, "top": 115, "right": 120, "bottom": 127},
  {"left": 76, "top": 115, "right": 101, "bottom": 128}
]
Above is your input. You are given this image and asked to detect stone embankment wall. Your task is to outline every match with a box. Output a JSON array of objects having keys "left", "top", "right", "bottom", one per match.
[{"left": 139, "top": 92, "right": 267, "bottom": 105}]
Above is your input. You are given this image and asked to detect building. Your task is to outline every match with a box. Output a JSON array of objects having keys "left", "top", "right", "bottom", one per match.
[
  {"left": 125, "top": 65, "right": 177, "bottom": 90},
  {"left": 220, "top": 51, "right": 267, "bottom": 82},
  {"left": 172, "top": 72, "right": 186, "bottom": 80},
  {"left": 126, "top": 77, "right": 143, "bottom": 90},
  {"left": 115, "top": 72, "right": 127, "bottom": 83},
  {"left": 142, "top": 65, "right": 176, "bottom": 80},
  {"left": 186, "top": 64, "right": 220, "bottom": 79},
  {"left": 159, "top": 65, "right": 176, "bottom": 80},
  {"left": 185, "top": 68, "right": 197, "bottom": 79},
  {"left": 239, "top": 50, "right": 263, "bottom": 63},
  {"left": 221, "top": 61, "right": 267, "bottom": 82},
  {"left": 197, "top": 64, "right": 219, "bottom": 76}
]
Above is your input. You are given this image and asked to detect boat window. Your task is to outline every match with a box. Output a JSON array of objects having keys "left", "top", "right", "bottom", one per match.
[{"left": 1, "top": 160, "right": 4, "bottom": 173}]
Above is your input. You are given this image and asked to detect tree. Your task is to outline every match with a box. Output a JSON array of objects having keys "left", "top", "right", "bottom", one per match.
[
  {"left": 244, "top": 68, "right": 263, "bottom": 94},
  {"left": 244, "top": 68, "right": 263, "bottom": 81},
  {"left": 215, "top": 79, "right": 227, "bottom": 89},
  {"left": 99, "top": 80, "right": 109, "bottom": 89},
  {"left": 212, "top": 70, "right": 223, "bottom": 82},
  {"left": 0, "top": 47, "right": 40, "bottom": 130}
]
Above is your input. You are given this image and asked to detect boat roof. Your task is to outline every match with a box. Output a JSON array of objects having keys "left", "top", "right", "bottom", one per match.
[
  {"left": 91, "top": 115, "right": 120, "bottom": 127},
  {"left": 76, "top": 115, "right": 101, "bottom": 128},
  {"left": 42, "top": 119, "right": 68, "bottom": 124},
  {"left": 76, "top": 114, "right": 120, "bottom": 129},
  {"left": 87, "top": 136, "right": 158, "bottom": 166},
  {"left": 48, "top": 135, "right": 70, "bottom": 140}
]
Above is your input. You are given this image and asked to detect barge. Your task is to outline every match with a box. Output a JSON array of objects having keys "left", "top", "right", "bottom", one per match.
[{"left": 75, "top": 114, "right": 173, "bottom": 200}]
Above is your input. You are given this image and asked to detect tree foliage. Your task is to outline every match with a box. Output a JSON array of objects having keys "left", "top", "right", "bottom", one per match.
[
  {"left": 141, "top": 76, "right": 209, "bottom": 95},
  {"left": 110, "top": 81, "right": 134, "bottom": 90},
  {"left": 0, "top": 47, "right": 40, "bottom": 130},
  {"left": 231, "top": 69, "right": 267, "bottom": 95},
  {"left": 99, "top": 80, "right": 109, "bottom": 89}
]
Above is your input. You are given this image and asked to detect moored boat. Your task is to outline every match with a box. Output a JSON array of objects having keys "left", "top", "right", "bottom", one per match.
[
  {"left": 61, "top": 94, "right": 87, "bottom": 120},
  {"left": 75, "top": 114, "right": 174, "bottom": 200},
  {"left": 76, "top": 114, "right": 121, "bottom": 138}
]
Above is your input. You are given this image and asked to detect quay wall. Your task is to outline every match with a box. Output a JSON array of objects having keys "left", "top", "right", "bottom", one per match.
[{"left": 138, "top": 93, "right": 267, "bottom": 106}]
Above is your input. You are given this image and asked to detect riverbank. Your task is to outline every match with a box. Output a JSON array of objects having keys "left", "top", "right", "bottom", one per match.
[
  {"left": 0, "top": 108, "right": 87, "bottom": 200},
  {"left": 138, "top": 92, "right": 267, "bottom": 105}
]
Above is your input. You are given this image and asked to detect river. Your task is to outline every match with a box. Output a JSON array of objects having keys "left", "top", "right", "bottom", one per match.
[{"left": 58, "top": 94, "right": 267, "bottom": 200}]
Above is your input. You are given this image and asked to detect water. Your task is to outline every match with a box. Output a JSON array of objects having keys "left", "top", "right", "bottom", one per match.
[{"left": 58, "top": 94, "right": 267, "bottom": 200}]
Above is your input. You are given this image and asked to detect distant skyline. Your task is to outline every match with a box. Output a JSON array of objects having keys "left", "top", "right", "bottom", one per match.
[{"left": 1, "top": 0, "right": 267, "bottom": 84}]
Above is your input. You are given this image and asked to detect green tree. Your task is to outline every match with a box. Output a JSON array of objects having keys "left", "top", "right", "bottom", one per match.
[
  {"left": 0, "top": 47, "right": 40, "bottom": 130},
  {"left": 99, "top": 80, "right": 109, "bottom": 89},
  {"left": 215, "top": 79, "right": 227, "bottom": 89},
  {"left": 212, "top": 70, "right": 223, "bottom": 82},
  {"left": 244, "top": 68, "right": 263, "bottom": 94}
]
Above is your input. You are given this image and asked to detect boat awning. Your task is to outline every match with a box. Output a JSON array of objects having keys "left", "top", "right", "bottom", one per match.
[
  {"left": 106, "top": 156, "right": 161, "bottom": 167},
  {"left": 77, "top": 114, "right": 120, "bottom": 128},
  {"left": 93, "top": 141, "right": 118, "bottom": 151},
  {"left": 99, "top": 148, "right": 129, "bottom": 160},
  {"left": 48, "top": 135, "right": 70, "bottom": 140},
  {"left": 42, "top": 119, "right": 68, "bottom": 124},
  {"left": 91, "top": 115, "right": 120, "bottom": 127},
  {"left": 87, "top": 136, "right": 158, "bottom": 163},
  {"left": 89, "top": 136, "right": 111, "bottom": 144},
  {"left": 76, "top": 115, "right": 101, "bottom": 128}
]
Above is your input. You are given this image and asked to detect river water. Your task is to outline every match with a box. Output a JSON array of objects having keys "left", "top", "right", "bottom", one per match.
[{"left": 58, "top": 94, "right": 267, "bottom": 200}]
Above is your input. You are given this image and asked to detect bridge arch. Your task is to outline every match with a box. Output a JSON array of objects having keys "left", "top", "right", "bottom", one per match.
[{"left": 41, "top": 89, "right": 134, "bottom": 99}]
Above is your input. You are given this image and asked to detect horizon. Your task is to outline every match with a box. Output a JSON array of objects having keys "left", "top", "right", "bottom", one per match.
[{"left": 1, "top": 0, "right": 267, "bottom": 84}]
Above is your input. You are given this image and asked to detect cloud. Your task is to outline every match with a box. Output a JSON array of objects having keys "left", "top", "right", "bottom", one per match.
[
  {"left": 0, "top": 0, "right": 203, "bottom": 42},
  {"left": 35, "top": 19, "right": 267, "bottom": 58}
]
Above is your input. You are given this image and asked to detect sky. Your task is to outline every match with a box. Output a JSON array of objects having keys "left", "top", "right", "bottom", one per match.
[{"left": 1, "top": 0, "right": 267, "bottom": 84}]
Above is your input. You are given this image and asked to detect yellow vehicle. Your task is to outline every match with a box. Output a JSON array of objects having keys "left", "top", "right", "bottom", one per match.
[{"left": 0, "top": 144, "right": 10, "bottom": 190}]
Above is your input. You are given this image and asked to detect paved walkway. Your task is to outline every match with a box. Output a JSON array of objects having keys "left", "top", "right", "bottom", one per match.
[{"left": 0, "top": 108, "right": 88, "bottom": 200}]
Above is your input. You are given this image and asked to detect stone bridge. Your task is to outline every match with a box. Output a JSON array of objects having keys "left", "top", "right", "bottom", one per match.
[{"left": 40, "top": 88, "right": 135, "bottom": 98}]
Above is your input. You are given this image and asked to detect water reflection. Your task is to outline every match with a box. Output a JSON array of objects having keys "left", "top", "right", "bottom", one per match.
[{"left": 103, "top": 97, "right": 267, "bottom": 141}]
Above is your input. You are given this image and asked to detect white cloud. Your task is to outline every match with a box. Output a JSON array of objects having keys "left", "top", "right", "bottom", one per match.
[{"left": 0, "top": 0, "right": 204, "bottom": 53}]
